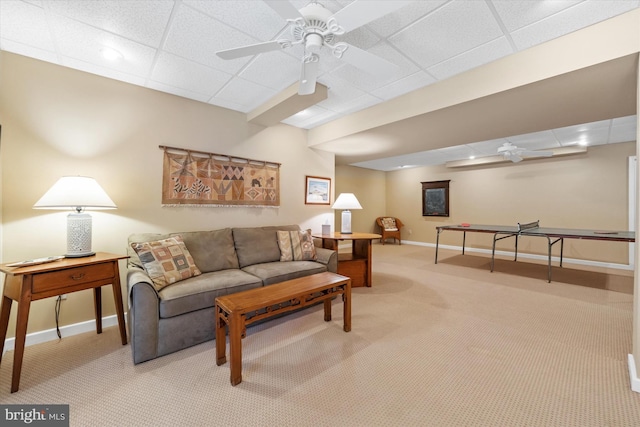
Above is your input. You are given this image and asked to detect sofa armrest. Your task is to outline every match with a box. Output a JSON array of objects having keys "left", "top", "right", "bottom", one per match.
[
  {"left": 315, "top": 247, "right": 338, "bottom": 273},
  {"left": 127, "top": 267, "right": 161, "bottom": 364}
]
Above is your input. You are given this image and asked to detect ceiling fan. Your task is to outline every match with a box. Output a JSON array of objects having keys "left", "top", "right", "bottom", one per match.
[
  {"left": 497, "top": 142, "right": 554, "bottom": 163},
  {"left": 216, "top": 0, "right": 412, "bottom": 95}
]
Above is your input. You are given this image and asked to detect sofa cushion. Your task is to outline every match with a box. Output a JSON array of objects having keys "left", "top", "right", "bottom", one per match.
[
  {"left": 158, "top": 269, "right": 262, "bottom": 318},
  {"left": 277, "top": 230, "right": 317, "bottom": 261},
  {"left": 176, "top": 229, "right": 239, "bottom": 273},
  {"left": 233, "top": 225, "right": 299, "bottom": 268},
  {"left": 242, "top": 260, "right": 327, "bottom": 286},
  {"left": 131, "top": 236, "right": 201, "bottom": 290}
]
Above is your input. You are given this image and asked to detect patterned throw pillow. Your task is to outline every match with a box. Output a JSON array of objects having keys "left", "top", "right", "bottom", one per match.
[
  {"left": 277, "top": 230, "right": 317, "bottom": 261},
  {"left": 130, "top": 235, "right": 201, "bottom": 290},
  {"left": 381, "top": 217, "right": 398, "bottom": 231}
]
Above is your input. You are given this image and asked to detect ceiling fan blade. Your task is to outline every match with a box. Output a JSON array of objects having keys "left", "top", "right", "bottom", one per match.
[
  {"left": 509, "top": 155, "right": 523, "bottom": 163},
  {"left": 216, "top": 40, "right": 286, "bottom": 60},
  {"left": 520, "top": 150, "right": 554, "bottom": 157},
  {"left": 264, "top": 0, "right": 303, "bottom": 21},
  {"left": 298, "top": 54, "right": 319, "bottom": 95},
  {"left": 329, "top": 0, "right": 413, "bottom": 33},
  {"left": 334, "top": 43, "right": 397, "bottom": 79}
]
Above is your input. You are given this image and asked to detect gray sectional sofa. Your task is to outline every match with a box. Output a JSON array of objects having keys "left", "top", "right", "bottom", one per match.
[{"left": 126, "top": 225, "right": 337, "bottom": 364}]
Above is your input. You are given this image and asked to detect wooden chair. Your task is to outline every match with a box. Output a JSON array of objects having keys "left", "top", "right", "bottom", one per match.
[{"left": 376, "top": 217, "right": 404, "bottom": 245}]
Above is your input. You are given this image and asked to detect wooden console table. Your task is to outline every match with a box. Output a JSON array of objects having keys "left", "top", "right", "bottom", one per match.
[
  {"left": 313, "top": 232, "right": 381, "bottom": 287},
  {"left": 0, "top": 252, "right": 128, "bottom": 392},
  {"left": 215, "top": 272, "right": 351, "bottom": 386}
]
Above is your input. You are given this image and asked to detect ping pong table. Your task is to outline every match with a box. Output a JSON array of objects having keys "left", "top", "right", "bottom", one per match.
[{"left": 435, "top": 220, "right": 635, "bottom": 282}]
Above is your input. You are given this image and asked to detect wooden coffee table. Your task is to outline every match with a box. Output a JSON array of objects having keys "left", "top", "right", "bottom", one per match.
[{"left": 215, "top": 271, "right": 351, "bottom": 386}]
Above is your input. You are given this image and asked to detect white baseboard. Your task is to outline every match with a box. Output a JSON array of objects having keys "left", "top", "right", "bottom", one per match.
[
  {"left": 2, "top": 314, "right": 124, "bottom": 355},
  {"left": 629, "top": 354, "right": 640, "bottom": 392},
  {"left": 402, "top": 240, "right": 634, "bottom": 272}
]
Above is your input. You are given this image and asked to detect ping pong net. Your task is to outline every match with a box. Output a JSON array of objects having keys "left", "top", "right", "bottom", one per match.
[{"left": 517, "top": 220, "right": 539, "bottom": 232}]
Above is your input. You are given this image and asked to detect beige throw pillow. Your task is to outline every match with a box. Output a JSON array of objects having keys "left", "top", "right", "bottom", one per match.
[
  {"left": 381, "top": 217, "right": 398, "bottom": 231},
  {"left": 130, "top": 235, "right": 201, "bottom": 290},
  {"left": 277, "top": 230, "right": 317, "bottom": 261}
]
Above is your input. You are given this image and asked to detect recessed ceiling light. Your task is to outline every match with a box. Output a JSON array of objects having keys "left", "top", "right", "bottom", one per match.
[
  {"left": 469, "top": 155, "right": 475, "bottom": 160},
  {"left": 101, "top": 47, "right": 123, "bottom": 61}
]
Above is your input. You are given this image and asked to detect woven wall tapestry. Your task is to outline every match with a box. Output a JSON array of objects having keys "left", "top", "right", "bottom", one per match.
[{"left": 161, "top": 146, "right": 280, "bottom": 207}]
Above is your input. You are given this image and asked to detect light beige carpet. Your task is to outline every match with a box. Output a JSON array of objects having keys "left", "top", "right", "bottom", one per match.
[{"left": 1, "top": 244, "right": 639, "bottom": 426}]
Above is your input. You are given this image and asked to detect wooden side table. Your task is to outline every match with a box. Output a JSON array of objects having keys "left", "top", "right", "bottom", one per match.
[
  {"left": 0, "top": 252, "right": 128, "bottom": 392},
  {"left": 313, "top": 232, "right": 381, "bottom": 287}
]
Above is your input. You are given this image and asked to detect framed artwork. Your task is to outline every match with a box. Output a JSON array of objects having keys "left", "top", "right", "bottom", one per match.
[
  {"left": 421, "top": 180, "right": 450, "bottom": 217},
  {"left": 305, "top": 176, "right": 331, "bottom": 205}
]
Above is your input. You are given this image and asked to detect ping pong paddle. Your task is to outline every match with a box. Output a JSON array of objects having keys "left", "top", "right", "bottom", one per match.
[{"left": 460, "top": 223, "right": 471, "bottom": 227}]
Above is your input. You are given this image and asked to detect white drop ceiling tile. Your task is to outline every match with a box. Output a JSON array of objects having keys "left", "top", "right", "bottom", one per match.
[
  {"left": 579, "top": 127, "right": 611, "bottom": 146},
  {"left": 295, "top": 111, "right": 342, "bottom": 129},
  {"left": 164, "top": 4, "right": 256, "bottom": 74},
  {"left": 45, "top": 0, "right": 174, "bottom": 46},
  {"left": 49, "top": 15, "right": 157, "bottom": 77},
  {"left": 184, "top": 1, "right": 286, "bottom": 41},
  {"left": 215, "top": 78, "right": 277, "bottom": 109},
  {"left": 238, "top": 51, "right": 301, "bottom": 92},
  {"left": 59, "top": 56, "right": 147, "bottom": 86},
  {"left": 330, "top": 41, "right": 420, "bottom": 91},
  {"left": 510, "top": 1, "right": 640, "bottom": 50},
  {"left": 427, "top": 37, "right": 513, "bottom": 80},
  {"left": 151, "top": 51, "right": 231, "bottom": 96},
  {"left": 554, "top": 126, "right": 611, "bottom": 146},
  {"left": 612, "top": 115, "right": 638, "bottom": 126},
  {"left": 371, "top": 71, "right": 435, "bottom": 101},
  {"left": 491, "top": 0, "right": 582, "bottom": 32},
  {"left": 507, "top": 130, "right": 560, "bottom": 148},
  {"left": 338, "top": 26, "right": 381, "bottom": 51},
  {"left": 552, "top": 119, "right": 610, "bottom": 142},
  {"left": 0, "top": 39, "right": 59, "bottom": 63},
  {"left": 437, "top": 145, "right": 479, "bottom": 159},
  {"left": 147, "top": 81, "right": 212, "bottom": 104},
  {"left": 367, "top": 0, "right": 447, "bottom": 38},
  {"left": 608, "top": 122, "right": 637, "bottom": 144},
  {"left": 0, "top": 0, "right": 55, "bottom": 51},
  {"left": 389, "top": 0, "right": 503, "bottom": 68},
  {"left": 467, "top": 139, "right": 512, "bottom": 156}
]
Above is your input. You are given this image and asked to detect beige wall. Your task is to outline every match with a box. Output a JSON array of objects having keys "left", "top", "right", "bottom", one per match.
[
  {"left": 334, "top": 165, "right": 386, "bottom": 235},
  {"left": 0, "top": 52, "right": 335, "bottom": 337},
  {"left": 384, "top": 142, "right": 636, "bottom": 264}
]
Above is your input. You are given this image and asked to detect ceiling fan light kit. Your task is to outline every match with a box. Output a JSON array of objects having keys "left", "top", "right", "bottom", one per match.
[{"left": 216, "top": 1, "right": 410, "bottom": 95}]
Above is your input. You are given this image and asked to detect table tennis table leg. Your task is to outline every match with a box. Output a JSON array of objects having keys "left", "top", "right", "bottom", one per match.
[
  {"left": 491, "top": 232, "right": 518, "bottom": 272},
  {"left": 435, "top": 228, "right": 441, "bottom": 264},
  {"left": 462, "top": 231, "right": 466, "bottom": 255},
  {"left": 546, "top": 237, "right": 564, "bottom": 282}
]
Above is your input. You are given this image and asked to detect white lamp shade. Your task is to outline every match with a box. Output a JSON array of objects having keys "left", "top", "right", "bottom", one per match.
[
  {"left": 331, "top": 193, "right": 362, "bottom": 210},
  {"left": 33, "top": 176, "right": 117, "bottom": 210}
]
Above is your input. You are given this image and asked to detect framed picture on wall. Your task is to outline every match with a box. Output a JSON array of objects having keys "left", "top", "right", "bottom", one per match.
[
  {"left": 421, "top": 180, "right": 450, "bottom": 216},
  {"left": 305, "top": 176, "right": 331, "bottom": 205}
]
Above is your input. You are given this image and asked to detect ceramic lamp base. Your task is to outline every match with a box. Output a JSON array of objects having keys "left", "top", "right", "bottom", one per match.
[
  {"left": 66, "top": 212, "right": 94, "bottom": 257},
  {"left": 341, "top": 210, "right": 352, "bottom": 234}
]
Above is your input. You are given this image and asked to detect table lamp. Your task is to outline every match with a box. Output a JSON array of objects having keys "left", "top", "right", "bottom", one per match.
[
  {"left": 33, "top": 176, "right": 117, "bottom": 257},
  {"left": 332, "top": 193, "right": 362, "bottom": 234}
]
